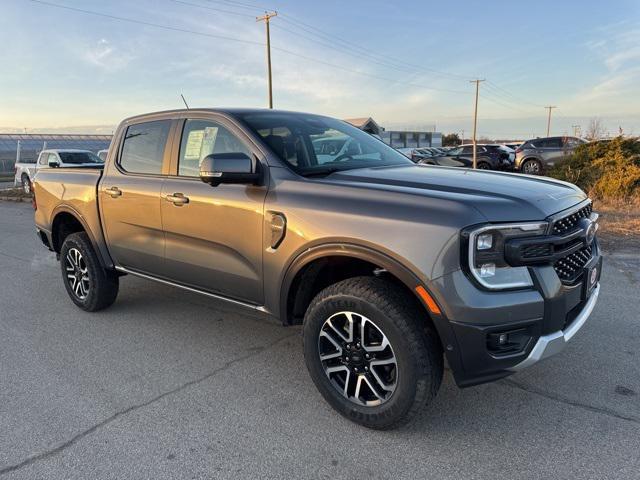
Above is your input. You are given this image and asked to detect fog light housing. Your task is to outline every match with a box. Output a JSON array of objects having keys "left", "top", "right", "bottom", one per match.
[{"left": 487, "top": 328, "right": 531, "bottom": 356}]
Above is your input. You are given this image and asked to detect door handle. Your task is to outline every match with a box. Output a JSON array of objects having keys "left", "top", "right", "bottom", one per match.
[
  {"left": 166, "top": 193, "right": 189, "bottom": 206},
  {"left": 104, "top": 186, "right": 122, "bottom": 198}
]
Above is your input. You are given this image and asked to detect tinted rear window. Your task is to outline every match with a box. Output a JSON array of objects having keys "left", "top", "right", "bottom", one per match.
[
  {"left": 539, "top": 138, "right": 562, "bottom": 148},
  {"left": 119, "top": 120, "right": 171, "bottom": 175},
  {"left": 58, "top": 152, "right": 103, "bottom": 164}
]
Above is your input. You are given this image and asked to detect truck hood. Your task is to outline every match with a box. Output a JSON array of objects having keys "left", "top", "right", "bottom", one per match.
[{"left": 327, "top": 165, "right": 586, "bottom": 222}]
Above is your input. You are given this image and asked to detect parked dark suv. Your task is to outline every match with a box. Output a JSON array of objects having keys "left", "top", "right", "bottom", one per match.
[
  {"left": 515, "top": 136, "right": 586, "bottom": 175},
  {"left": 421, "top": 144, "right": 513, "bottom": 170}
]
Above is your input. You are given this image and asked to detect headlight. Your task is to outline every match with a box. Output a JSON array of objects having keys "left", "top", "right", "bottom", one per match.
[{"left": 465, "top": 222, "right": 548, "bottom": 290}]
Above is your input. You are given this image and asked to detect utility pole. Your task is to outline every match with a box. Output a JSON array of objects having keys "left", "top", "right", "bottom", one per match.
[
  {"left": 256, "top": 11, "right": 277, "bottom": 109},
  {"left": 470, "top": 79, "right": 485, "bottom": 169},
  {"left": 545, "top": 106, "right": 557, "bottom": 137},
  {"left": 572, "top": 124, "right": 580, "bottom": 137},
  {"left": 460, "top": 129, "right": 464, "bottom": 145}
]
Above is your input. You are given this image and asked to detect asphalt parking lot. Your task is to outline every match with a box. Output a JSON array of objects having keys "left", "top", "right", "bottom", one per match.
[{"left": 0, "top": 201, "right": 639, "bottom": 479}]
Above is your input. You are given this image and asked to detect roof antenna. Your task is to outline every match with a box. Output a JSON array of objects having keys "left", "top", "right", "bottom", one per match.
[{"left": 180, "top": 93, "right": 190, "bottom": 109}]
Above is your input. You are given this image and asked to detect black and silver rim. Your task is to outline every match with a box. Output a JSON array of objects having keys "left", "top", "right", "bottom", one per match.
[
  {"left": 22, "top": 178, "right": 31, "bottom": 194},
  {"left": 523, "top": 160, "right": 540, "bottom": 174},
  {"left": 318, "top": 311, "right": 397, "bottom": 406},
  {"left": 65, "top": 248, "right": 90, "bottom": 300},
  {"left": 477, "top": 163, "right": 490, "bottom": 170}
]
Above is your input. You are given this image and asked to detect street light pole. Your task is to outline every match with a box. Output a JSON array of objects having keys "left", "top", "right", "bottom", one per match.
[{"left": 256, "top": 11, "right": 277, "bottom": 109}]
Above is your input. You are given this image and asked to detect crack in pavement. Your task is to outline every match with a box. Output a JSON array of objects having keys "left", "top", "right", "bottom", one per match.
[
  {"left": 0, "top": 332, "right": 298, "bottom": 476},
  {"left": 501, "top": 378, "right": 640, "bottom": 425}
]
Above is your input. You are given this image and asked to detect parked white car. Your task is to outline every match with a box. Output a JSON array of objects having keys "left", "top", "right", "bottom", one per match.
[{"left": 14, "top": 149, "right": 104, "bottom": 194}]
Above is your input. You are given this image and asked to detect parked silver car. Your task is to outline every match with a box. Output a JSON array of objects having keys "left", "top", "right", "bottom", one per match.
[
  {"left": 14, "top": 149, "right": 104, "bottom": 193},
  {"left": 515, "top": 136, "right": 586, "bottom": 175}
]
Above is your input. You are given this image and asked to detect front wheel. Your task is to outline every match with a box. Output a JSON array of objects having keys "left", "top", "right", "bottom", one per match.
[
  {"left": 60, "top": 232, "right": 119, "bottom": 311},
  {"left": 303, "top": 276, "right": 443, "bottom": 429},
  {"left": 477, "top": 161, "right": 491, "bottom": 170}
]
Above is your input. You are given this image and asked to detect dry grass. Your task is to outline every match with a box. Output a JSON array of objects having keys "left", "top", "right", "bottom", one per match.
[{"left": 593, "top": 199, "right": 640, "bottom": 251}]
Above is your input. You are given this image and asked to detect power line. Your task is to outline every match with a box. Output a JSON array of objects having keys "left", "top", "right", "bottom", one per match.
[
  {"left": 192, "top": 0, "right": 473, "bottom": 80},
  {"left": 27, "top": 0, "right": 472, "bottom": 96},
  {"left": 277, "top": 14, "right": 472, "bottom": 81},
  {"left": 169, "top": 0, "right": 255, "bottom": 18},
  {"left": 484, "top": 80, "right": 545, "bottom": 108},
  {"left": 28, "top": 0, "right": 265, "bottom": 47},
  {"left": 270, "top": 23, "right": 418, "bottom": 75}
]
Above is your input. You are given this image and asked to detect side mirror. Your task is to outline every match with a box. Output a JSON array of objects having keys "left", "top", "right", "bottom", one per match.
[
  {"left": 48, "top": 159, "right": 60, "bottom": 168},
  {"left": 199, "top": 153, "right": 260, "bottom": 187}
]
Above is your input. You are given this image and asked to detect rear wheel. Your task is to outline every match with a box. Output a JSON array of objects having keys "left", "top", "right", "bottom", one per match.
[
  {"left": 303, "top": 276, "right": 443, "bottom": 429},
  {"left": 60, "top": 232, "right": 119, "bottom": 311},
  {"left": 521, "top": 159, "right": 542, "bottom": 175},
  {"left": 21, "top": 174, "right": 31, "bottom": 194},
  {"left": 477, "top": 161, "right": 491, "bottom": 170}
]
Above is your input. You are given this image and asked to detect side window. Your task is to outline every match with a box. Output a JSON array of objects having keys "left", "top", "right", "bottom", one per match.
[
  {"left": 564, "top": 137, "right": 583, "bottom": 148},
  {"left": 461, "top": 146, "right": 473, "bottom": 155},
  {"left": 38, "top": 153, "right": 48, "bottom": 165},
  {"left": 119, "top": 120, "right": 171, "bottom": 175},
  {"left": 178, "top": 119, "right": 252, "bottom": 177},
  {"left": 540, "top": 138, "right": 562, "bottom": 148}
]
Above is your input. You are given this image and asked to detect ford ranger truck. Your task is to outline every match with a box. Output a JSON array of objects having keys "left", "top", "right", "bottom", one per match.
[{"left": 33, "top": 109, "right": 602, "bottom": 429}]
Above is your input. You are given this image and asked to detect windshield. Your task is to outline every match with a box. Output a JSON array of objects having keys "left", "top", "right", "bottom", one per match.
[
  {"left": 58, "top": 152, "right": 104, "bottom": 164},
  {"left": 237, "top": 112, "right": 413, "bottom": 175}
]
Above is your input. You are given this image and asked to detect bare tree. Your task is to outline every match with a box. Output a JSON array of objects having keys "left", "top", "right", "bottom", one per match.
[{"left": 585, "top": 118, "right": 605, "bottom": 141}]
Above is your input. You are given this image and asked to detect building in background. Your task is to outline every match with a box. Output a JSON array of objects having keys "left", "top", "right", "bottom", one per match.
[
  {"left": 344, "top": 117, "right": 442, "bottom": 148},
  {"left": 0, "top": 134, "right": 112, "bottom": 174},
  {"left": 344, "top": 117, "right": 384, "bottom": 136}
]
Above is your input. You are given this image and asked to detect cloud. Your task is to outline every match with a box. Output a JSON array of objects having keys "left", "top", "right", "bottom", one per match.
[
  {"left": 568, "top": 23, "right": 640, "bottom": 113},
  {"left": 82, "top": 38, "right": 134, "bottom": 72}
]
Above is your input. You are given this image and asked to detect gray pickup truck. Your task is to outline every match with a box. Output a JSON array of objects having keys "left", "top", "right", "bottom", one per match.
[{"left": 33, "top": 108, "right": 602, "bottom": 429}]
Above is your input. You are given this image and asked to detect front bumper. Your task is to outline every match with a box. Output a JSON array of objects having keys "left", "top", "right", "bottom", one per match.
[
  {"left": 508, "top": 283, "right": 599, "bottom": 371},
  {"left": 428, "top": 250, "right": 602, "bottom": 388}
]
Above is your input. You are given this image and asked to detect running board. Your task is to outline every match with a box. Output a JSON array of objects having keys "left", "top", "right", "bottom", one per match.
[{"left": 114, "top": 266, "right": 270, "bottom": 314}]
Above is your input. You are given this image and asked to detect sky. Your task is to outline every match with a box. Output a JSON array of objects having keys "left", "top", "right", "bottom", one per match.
[{"left": 1, "top": 0, "right": 639, "bottom": 139}]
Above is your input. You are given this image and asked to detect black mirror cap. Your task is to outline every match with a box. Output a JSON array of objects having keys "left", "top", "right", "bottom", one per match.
[
  {"left": 48, "top": 160, "right": 60, "bottom": 168},
  {"left": 199, "top": 153, "right": 261, "bottom": 187}
]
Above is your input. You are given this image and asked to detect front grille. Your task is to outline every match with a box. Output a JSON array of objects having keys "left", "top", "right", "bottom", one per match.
[
  {"left": 552, "top": 202, "right": 592, "bottom": 235},
  {"left": 553, "top": 245, "right": 593, "bottom": 283}
]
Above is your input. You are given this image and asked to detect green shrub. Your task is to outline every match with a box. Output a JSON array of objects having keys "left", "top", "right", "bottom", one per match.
[{"left": 548, "top": 137, "right": 640, "bottom": 201}]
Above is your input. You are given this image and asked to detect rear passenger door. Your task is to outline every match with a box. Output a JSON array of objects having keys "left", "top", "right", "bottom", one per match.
[
  {"left": 99, "top": 119, "right": 173, "bottom": 275},
  {"left": 160, "top": 116, "right": 267, "bottom": 304},
  {"left": 538, "top": 137, "right": 563, "bottom": 167}
]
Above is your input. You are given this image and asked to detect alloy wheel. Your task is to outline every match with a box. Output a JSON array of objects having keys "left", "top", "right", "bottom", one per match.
[
  {"left": 318, "top": 311, "right": 398, "bottom": 406},
  {"left": 65, "top": 247, "right": 90, "bottom": 300},
  {"left": 523, "top": 160, "right": 541, "bottom": 174}
]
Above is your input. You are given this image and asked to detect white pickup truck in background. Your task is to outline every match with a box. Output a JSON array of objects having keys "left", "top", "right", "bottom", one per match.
[{"left": 14, "top": 149, "right": 104, "bottom": 194}]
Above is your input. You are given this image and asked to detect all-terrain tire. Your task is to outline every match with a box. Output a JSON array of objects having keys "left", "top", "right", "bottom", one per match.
[
  {"left": 302, "top": 276, "right": 443, "bottom": 429},
  {"left": 60, "top": 232, "right": 119, "bottom": 311}
]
